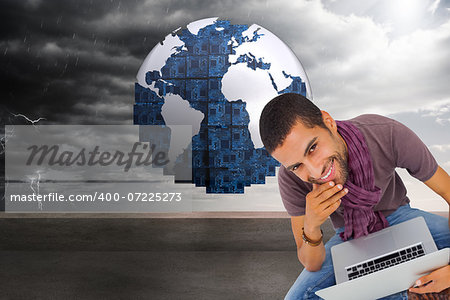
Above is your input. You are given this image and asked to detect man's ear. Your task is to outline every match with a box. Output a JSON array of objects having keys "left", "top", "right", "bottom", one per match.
[{"left": 321, "top": 110, "right": 337, "bottom": 132}]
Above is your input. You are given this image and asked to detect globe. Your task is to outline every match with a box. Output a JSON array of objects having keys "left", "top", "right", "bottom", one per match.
[{"left": 134, "top": 17, "right": 312, "bottom": 193}]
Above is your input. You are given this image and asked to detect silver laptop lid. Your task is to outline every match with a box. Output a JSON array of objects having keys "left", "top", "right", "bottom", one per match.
[
  {"left": 331, "top": 216, "right": 436, "bottom": 283},
  {"left": 316, "top": 248, "right": 449, "bottom": 300}
]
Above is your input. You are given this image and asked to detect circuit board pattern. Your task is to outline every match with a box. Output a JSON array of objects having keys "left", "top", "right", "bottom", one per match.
[{"left": 134, "top": 20, "right": 307, "bottom": 193}]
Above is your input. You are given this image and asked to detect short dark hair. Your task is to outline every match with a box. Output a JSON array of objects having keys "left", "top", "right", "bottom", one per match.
[{"left": 259, "top": 93, "right": 327, "bottom": 154}]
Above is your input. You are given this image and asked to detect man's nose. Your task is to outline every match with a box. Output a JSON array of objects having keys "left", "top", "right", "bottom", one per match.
[{"left": 304, "top": 158, "right": 323, "bottom": 180}]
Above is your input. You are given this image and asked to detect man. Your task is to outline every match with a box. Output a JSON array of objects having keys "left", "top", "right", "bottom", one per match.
[{"left": 258, "top": 93, "right": 450, "bottom": 299}]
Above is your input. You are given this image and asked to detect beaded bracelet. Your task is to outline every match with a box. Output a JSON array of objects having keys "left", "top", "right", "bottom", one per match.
[{"left": 302, "top": 227, "right": 323, "bottom": 247}]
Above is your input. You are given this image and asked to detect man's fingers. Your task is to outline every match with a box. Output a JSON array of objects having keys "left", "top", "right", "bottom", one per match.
[
  {"left": 409, "top": 265, "right": 450, "bottom": 294},
  {"left": 409, "top": 282, "right": 435, "bottom": 294},
  {"left": 409, "top": 274, "right": 435, "bottom": 294},
  {"left": 318, "top": 184, "right": 346, "bottom": 204},
  {"left": 321, "top": 188, "right": 347, "bottom": 208},
  {"left": 309, "top": 189, "right": 346, "bottom": 220},
  {"left": 320, "top": 188, "right": 346, "bottom": 212},
  {"left": 414, "top": 275, "right": 431, "bottom": 288},
  {"left": 312, "top": 181, "right": 335, "bottom": 197},
  {"left": 322, "top": 197, "right": 341, "bottom": 217}
]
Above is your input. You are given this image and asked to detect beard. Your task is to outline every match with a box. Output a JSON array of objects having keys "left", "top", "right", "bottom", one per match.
[
  {"left": 331, "top": 152, "right": 349, "bottom": 184},
  {"left": 309, "top": 136, "right": 349, "bottom": 185}
]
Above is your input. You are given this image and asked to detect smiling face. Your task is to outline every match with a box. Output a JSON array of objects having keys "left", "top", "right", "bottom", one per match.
[{"left": 271, "top": 111, "right": 349, "bottom": 185}]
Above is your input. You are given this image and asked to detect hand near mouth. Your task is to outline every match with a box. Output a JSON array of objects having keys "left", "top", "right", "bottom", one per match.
[{"left": 303, "top": 181, "right": 348, "bottom": 236}]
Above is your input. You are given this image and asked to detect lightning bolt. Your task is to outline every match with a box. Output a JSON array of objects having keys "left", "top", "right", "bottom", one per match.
[
  {"left": 29, "top": 173, "right": 42, "bottom": 210},
  {"left": 0, "top": 128, "right": 12, "bottom": 205},
  {"left": 11, "top": 113, "right": 46, "bottom": 128},
  {"left": 0, "top": 125, "right": 15, "bottom": 207},
  {"left": 1, "top": 179, "right": 8, "bottom": 204},
  {"left": 0, "top": 134, "right": 6, "bottom": 156},
  {"left": 0, "top": 126, "right": 14, "bottom": 156},
  {"left": 2, "top": 112, "right": 46, "bottom": 210}
]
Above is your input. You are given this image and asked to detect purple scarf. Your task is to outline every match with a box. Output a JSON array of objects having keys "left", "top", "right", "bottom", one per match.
[{"left": 336, "top": 121, "right": 389, "bottom": 241}]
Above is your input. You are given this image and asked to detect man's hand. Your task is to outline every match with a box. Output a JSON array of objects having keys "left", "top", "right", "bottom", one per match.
[
  {"left": 409, "top": 265, "right": 450, "bottom": 294},
  {"left": 303, "top": 181, "right": 348, "bottom": 235}
]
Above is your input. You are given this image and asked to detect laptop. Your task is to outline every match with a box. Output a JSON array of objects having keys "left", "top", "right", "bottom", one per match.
[{"left": 315, "top": 216, "right": 449, "bottom": 299}]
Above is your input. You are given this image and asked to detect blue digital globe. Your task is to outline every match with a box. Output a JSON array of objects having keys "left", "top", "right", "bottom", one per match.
[{"left": 134, "top": 17, "right": 312, "bottom": 193}]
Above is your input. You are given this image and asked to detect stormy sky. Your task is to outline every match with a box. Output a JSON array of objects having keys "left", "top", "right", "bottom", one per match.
[{"left": 1, "top": 0, "right": 450, "bottom": 211}]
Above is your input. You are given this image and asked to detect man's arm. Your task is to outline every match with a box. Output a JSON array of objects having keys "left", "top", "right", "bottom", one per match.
[
  {"left": 409, "top": 165, "right": 450, "bottom": 294},
  {"left": 290, "top": 182, "right": 347, "bottom": 271},
  {"left": 424, "top": 166, "right": 450, "bottom": 228},
  {"left": 409, "top": 265, "right": 450, "bottom": 294},
  {"left": 291, "top": 215, "right": 326, "bottom": 271}
]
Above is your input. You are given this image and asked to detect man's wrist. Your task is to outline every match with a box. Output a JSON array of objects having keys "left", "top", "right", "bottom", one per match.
[
  {"left": 302, "top": 227, "right": 324, "bottom": 247},
  {"left": 303, "top": 223, "right": 322, "bottom": 241}
]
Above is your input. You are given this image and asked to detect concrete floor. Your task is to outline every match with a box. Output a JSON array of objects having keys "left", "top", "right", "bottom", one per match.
[
  {"left": 0, "top": 250, "right": 300, "bottom": 299},
  {"left": 0, "top": 217, "right": 337, "bottom": 299}
]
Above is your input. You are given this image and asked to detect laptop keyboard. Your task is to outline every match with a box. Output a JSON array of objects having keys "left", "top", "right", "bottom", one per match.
[{"left": 346, "top": 243, "right": 425, "bottom": 281}]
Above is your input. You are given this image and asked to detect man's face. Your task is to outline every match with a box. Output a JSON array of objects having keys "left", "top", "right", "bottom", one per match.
[{"left": 271, "top": 112, "right": 349, "bottom": 185}]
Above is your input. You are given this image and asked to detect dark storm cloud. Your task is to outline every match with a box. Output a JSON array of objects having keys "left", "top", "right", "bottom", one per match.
[
  {"left": 0, "top": 0, "right": 188, "bottom": 124},
  {"left": 0, "top": 0, "right": 274, "bottom": 125}
]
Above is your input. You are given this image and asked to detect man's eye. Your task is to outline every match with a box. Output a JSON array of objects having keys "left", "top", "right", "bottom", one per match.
[
  {"left": 309, "top": 144, "right": 317, "bottom": 153},
  {"left": 292, "top": 164, "right": 300, "bottom": 171}
]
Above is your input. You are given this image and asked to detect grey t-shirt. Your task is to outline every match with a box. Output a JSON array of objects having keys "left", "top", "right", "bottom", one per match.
[{"left": 278, "top": 114, "right": 438, "bottom": 229}]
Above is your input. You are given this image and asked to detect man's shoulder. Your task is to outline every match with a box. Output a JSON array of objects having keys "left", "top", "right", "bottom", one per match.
[
  {"left": 348, "top": 114, "right": 403, "bottom": 135},
  {"left": 349, "top": 114, "right": 398, "bottom": 126}
]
